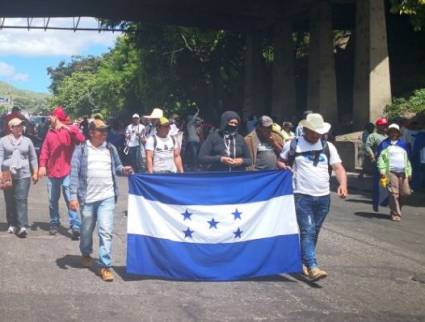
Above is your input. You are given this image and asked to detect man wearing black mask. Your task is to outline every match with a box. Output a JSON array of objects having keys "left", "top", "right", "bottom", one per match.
[{"left": 199, "top": 111, "right": 251, "bottom": 171}]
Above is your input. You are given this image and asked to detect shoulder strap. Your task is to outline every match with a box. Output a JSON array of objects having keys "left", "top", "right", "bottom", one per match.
[
  {"left": 153, "top": 135, "right": 157, "bottom": 150},
  {"left": 287, "top": 138, "right": 298, "bottom": 167}
]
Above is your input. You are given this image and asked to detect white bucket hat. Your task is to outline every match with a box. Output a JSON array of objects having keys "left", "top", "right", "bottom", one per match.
[
  {"left": 299, "top": 113, "right": 331, "bottom": 135},
  {"left": 144, "top": 108, "right": 163, "bottom": 119}
]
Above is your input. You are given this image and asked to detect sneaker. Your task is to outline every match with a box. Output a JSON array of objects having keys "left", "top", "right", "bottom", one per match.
[
  {"left": 7, "top": 226, "right": 16, "bottom": 234},
  {"left": 99, "top": 268, "right": 114, "bottom": 282},
  {"left": 81, "top": 255, "right": 93, "bottom": 268},
  {"left": 302, "top": 265, "right": 309, "bottom": 276},
  {"left": 71, "top": 229, "right": 80, "bottom": 240},
  {"left": 308, "top": 267, "right": 328, "bottom": 281},
  {"left": 49, "top": 225, "right": 58, "bottom": 236},
  {"left": 17, "top": 227, "right": 27, "bottom": 238}
]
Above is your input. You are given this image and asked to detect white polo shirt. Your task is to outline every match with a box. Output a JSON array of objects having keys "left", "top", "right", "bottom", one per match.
[{"left": 86, "top": 141, "right": 115, "bottom": 203}]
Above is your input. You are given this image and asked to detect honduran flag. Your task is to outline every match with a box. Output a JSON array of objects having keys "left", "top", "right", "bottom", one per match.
[{"left": 127, "top": 170, "right": 301, "bottom": 281}]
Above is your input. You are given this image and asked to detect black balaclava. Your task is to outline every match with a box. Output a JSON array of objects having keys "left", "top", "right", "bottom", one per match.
[{"left": 220, "top": 111, "right": 241, "bottom": 136}]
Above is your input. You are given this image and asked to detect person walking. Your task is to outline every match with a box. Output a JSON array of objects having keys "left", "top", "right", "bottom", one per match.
[
  {"left": 0, "top": 118, "right": 38, "bottom": 237},
  {"left": 38, "top": 106, "right": 85, "bottom": 237},
  {"left": 69, "top": 119, "right": 133, "bottom": 282},
  {"left": 125, "top": 114, "right": 145, "bottom": 173},
  {"left": 278, "top": 113, "right": 348, "bottom": 281},
  {"left": 244, "top": 115, "right": 283, "bottom": 170},
  {"left": 377, "top": 123, "right": 412, "bottom": 221},
  {"left": 199, "top": 111, "right": 251, "bottom": 171},
  {"left": 145, "top": 117, "right": 184, "bottom": 174},
  {"left": 366, "top": 118, "right": 389, "bottom": 212}
]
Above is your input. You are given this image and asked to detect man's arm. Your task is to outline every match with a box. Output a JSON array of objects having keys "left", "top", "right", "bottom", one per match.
[
  {"left": 332, "top": 162, "right": 348, "bottom": 198},
  {"left": 174, "top": 149, "right": 184, "bottom": 173},
  {"left": 146, "top": 150, "right": 154, "bottom": 174}
]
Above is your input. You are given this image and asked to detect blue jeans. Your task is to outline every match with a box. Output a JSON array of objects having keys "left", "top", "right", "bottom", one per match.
[
  {"left": 128, "top": 146, "right": 142, "bottom": 173},
  {"left": 4, "top": 177, "right": 31, "bottom": 228},
  {"left": 47, "top": 175, "right": 81, "bottom": 231},
  {"left": 80, "top": 197, "right": 115, "bottom": 268},
  {"left": 294, "top": 193, "right": 330, "bottom": 269}
]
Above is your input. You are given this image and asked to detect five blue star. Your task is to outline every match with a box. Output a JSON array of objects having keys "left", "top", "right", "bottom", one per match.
[
  {"left": 208, "top": 218, "right": 220, "bottom": 229},
  {"left": 183, "top": 227, "right": 194, "bottom": 238},
  {"left": 181, "top": 209, "right": 192, "bottom": 221},
  {"left": 232, "top": 209, "right": 242, "bottom": 220},
  {"left": 233, "top": 227, "right": 243, "bottom": 238}
]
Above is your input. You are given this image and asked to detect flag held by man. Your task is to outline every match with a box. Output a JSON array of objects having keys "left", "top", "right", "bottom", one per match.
[{"left": 127, "top": 170, "right": 301, "bottom": 281}]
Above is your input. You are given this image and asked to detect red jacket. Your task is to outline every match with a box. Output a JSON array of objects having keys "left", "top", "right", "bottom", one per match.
[{"left": 39, "top": 125, "right": 85, "bottom": 178}]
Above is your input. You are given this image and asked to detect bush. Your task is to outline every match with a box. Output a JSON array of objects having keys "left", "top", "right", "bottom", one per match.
[{"left": 385, "top": 88, "right": 425, "bottom": 119}]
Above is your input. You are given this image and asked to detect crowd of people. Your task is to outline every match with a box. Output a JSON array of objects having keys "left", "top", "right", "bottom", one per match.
[{"left": 1, "top": 103, "right": 423, "bottom": 282}]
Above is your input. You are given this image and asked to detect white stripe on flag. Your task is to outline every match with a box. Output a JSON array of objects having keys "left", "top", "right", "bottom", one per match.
[{"left": 127, "top": 194, "right": 299, "bottom": 244}]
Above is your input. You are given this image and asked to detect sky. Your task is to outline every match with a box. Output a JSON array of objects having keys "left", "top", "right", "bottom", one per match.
[{"left": 0, "top": 18, "right": 120, "bottom": 93}]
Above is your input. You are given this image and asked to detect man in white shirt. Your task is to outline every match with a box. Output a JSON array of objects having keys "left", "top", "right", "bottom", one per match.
[
  {"left": 125, "top": 113, "right": 145, "bottom": 172},
  {"left": 145, "top": 117, "right": 184, "bottom": 174},
  {"left": 69, "top": 119, "right": 133, "bottom": 282},
  {"left": 278, "top": 113, "right": 347, "bottom": 282}
]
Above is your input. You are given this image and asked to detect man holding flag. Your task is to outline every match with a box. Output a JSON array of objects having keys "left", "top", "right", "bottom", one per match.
[{"left": 278, "top": 113, "right": 347, "bottom": 281}]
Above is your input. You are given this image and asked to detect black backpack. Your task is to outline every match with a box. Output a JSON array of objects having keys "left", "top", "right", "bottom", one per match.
[{"left": 287, "top": 138, "right": 332, "bottom": 177}]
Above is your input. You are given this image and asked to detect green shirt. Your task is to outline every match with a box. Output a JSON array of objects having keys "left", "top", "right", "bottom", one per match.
[{"left": 365, "top": 132, "right": 387, "bottom": 159}]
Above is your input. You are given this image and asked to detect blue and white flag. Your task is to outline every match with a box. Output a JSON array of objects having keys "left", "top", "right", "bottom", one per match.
[{"left": 127, "top": 170, "right": 301, "bottom": 281}]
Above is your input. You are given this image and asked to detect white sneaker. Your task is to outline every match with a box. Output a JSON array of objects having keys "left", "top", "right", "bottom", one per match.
[
  {"left": 17, "top": 227, "right": 27, "bottom": 238},
  {"left": 7, "top": 226, "right": 16, "bottom": 234}
]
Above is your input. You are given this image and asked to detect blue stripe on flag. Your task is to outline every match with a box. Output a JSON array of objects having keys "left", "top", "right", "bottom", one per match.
[
  {"left": 126, "top": 234, "right": 302, "bottom": 281},
  {"left": 128, "top": 170, "right": 293, "bottom": 205}
]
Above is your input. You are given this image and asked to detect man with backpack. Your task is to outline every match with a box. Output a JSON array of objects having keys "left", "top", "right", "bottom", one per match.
[
  {"left": 145, "top": 117, "right": 184, "bottom": 174},
  {"left": 278, "top": 113, "right": 347, "bottom": 281}
]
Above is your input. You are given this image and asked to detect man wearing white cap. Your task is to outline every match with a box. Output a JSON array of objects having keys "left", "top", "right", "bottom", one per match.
[
  {"left": 125, "top": 113, "right": 145, "bottom": 172},
  {"left": 278, "top": 113, "right": 348, "bottom": 281}
]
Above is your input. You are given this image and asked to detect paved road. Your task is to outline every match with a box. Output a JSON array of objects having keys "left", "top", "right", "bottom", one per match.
[{"left": 1, "top": 174, "right": 424, "bottom": 322}]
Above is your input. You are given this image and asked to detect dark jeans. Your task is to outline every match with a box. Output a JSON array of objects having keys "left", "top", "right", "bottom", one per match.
[
  {"left": 128, "top": 146, "right": 143, "bottom": 173},
  {"left": 3, "top": 177, "right": 31, "bottom": 228},
  {"left": 294, "top": 193, "right": 330, "bottom": 269},
  {"left": 185, "top": 141, "right": 200, "bottom": 170}
]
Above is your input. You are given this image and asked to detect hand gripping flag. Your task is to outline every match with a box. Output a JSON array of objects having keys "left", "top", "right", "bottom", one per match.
[{"left": 127, "top": 170, "right": 301, "bottom": 281}]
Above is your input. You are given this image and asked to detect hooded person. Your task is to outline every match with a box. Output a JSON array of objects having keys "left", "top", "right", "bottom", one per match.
[{"left": 198, "top": 111, "right": 251, "bottom": 171}]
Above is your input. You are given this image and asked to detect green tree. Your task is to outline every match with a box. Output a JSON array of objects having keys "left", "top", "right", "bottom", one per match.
[
  {"left": 47, "top": 56, "right": 101, "bottom": 94},
  {"left": 391, "top": 0, "right": 425, "bottom": 30}
]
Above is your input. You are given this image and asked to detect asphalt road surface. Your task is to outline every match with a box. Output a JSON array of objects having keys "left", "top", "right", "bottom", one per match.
[{"left": 1, "top": 174, "right": 424, "bottom": 322}]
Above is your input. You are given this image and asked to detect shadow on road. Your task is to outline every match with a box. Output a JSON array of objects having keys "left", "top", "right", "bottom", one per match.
[
  {"left": 56, "top": 254, "right": 98, "bottom": 276},
  {"left": 354, "top": 212, "right": 390, "bottom": 220},
  {"left": 114, "top": 266, "right": 310, "bottom": 285},
  {"left": 30, "top": 221, "right": 75, "bottom": 239}
]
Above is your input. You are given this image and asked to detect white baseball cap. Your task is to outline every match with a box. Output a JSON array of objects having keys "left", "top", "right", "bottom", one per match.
[
  {"left": 388, "top": 123, "right": 400, "bottom": 131},
  {"left": 132, "top": 113, "right": 140, "bottom": 119}
]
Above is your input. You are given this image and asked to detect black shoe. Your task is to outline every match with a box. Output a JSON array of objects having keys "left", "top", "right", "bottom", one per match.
[
  {"left": 71, "top": 229, "right": 80, "bottom": 240},
  {"left": 49, "top": 226, "right": 58, "bottom": 236},
  {"left": 17, "top": 227, "right": 27, "bottom": 238}
]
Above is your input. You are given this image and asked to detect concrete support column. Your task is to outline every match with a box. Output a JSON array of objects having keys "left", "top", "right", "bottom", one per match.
[
  {"left": 353, "top": 0, "right": 391, "bottom": 130},
  {"left": 271, "top": 21, "right": 296, "bottom": 123},
  {"left": 307, "top": 0, "right": 338, "bottom": 124},
  {"left": 243, "top": 31, "right": 264, "bottom": 121}
]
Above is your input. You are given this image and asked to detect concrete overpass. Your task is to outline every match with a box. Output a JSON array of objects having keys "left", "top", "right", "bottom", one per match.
[{"left": 1, "top": 0, "right": 392, "bottom": 129}]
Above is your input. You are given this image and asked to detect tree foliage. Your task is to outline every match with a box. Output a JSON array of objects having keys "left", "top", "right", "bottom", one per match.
[
  {"left": 386, "top": 88, "right": 425, "bottom": 118},
  {"left": 390, "top": 0, "right": 425, "bottom": 30},
  {"left": 49, "top": 24, "right": 246, "bottom": 121}
]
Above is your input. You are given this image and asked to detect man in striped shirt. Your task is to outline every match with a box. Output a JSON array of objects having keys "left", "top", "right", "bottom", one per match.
[{"left": 69, "top": 119, "right": 133, "bottom": 282}]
